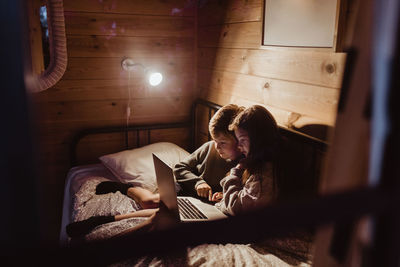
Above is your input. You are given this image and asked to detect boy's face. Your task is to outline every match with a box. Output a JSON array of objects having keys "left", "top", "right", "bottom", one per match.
[{"left": 213, "top": 133, "right": 241, "bottom": 160}]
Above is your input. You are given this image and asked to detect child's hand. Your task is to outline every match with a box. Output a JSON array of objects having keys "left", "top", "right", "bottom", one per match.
[
  {"left": 211, "top": 192, "right": 223, "bottom": 202},
  {"left": 196, "top": 183, "right": 212, "bottom": 199},
  {"left": 236, "top": 163, "right": 244, "bottom": 169},
  {"left": 236, "top": 158, "right": 246, "bottom": 169}
]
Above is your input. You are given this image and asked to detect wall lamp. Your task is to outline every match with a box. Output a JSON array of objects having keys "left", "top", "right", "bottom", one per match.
[
  {"left": 121, "top": 58, "right": 163, "bottom": 86},
  {"left": 121, "top": 57, "right": 163, "bottom": 147}
]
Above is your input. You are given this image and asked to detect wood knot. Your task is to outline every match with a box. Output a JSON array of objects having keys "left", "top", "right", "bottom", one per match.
[
  {"left": 111, "top": 102, "right": 116, "bottom": 106},
  {"left": 287, "top": 112, "right": 301, "bottom": 128},
  {"left": 223, "top": 31, "right": 228, "bottom": 37},
  {"left": 325, "top": 63, "right": 335, "bottom": 74},
  {"left": 264, "top": 82, "right": 270, "bottom": 89}
]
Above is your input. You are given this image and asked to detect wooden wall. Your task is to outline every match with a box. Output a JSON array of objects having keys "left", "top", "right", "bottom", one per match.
[
  {"left": 27, "top": 0, "right": 350, "bottom": 243},
  {"left": 30, "top": 0, "right": 195, "bottom": 242},
  {"left": 196, "top": 0, "right": 347, "bottom": 141}
]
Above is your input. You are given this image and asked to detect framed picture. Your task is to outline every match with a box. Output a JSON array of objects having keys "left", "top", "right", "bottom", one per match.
[{"left": 263, "top": 0, "right": 339, "bottom": 49}]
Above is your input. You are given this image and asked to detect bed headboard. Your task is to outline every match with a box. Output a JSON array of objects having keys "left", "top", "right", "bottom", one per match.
[{"left": 70, "top": 122, "right": 191, "bottom": 166}]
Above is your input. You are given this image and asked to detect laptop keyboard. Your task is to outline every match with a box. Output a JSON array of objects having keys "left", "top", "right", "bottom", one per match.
[{"left": 177, "top": 198, "right": 207, "bottom": 220}]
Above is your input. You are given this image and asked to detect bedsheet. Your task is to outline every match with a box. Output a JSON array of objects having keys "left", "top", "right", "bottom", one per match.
[
  {"left": 64, "top": 174, "right": 314, "bottom": 266},
  {"left": 110, "top": 243, "right": 312, "bottom": 267},
  {"left": 60, "top": 164, "right": 117, "bottom": 246}
]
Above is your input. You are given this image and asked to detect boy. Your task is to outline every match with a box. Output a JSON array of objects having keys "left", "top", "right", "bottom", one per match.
[
  {"left": 174, "top": 104, "right": 244, "bottom": 201},
  {"left": 95, "top": 104, "right": 244, "bottom": 206}
]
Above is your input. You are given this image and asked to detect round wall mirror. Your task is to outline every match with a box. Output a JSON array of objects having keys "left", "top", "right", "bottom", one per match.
[{"left": 26, "top": 0, "right": 67, "bottom": 92}]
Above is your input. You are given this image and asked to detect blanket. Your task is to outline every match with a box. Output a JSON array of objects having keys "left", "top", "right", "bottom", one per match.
[{"left": 70, "top": 178, "right": 313, "bottom": 266}]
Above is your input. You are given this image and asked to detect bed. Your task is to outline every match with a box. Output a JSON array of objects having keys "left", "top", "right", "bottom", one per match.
[{"left": 60, "top": 98, "right": 327, "bottom": 266}]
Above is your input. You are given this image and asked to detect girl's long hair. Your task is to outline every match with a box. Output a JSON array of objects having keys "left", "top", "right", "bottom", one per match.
[{"left": 229, "top": 105, "right": 280, "bottom": 174}]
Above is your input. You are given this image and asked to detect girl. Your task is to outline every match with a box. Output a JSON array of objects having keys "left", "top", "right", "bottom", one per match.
[{"left": 213, "top": 105, "right": 281, "bottom": 215}]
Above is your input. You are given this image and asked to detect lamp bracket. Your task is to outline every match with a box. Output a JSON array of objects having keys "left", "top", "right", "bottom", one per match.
[{"left": 121, "top": 58, "right": 145, "bottom": 71}]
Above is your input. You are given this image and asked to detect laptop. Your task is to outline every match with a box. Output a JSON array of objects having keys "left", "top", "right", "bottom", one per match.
[{"left": 152, "top": 153, "right": 228, "bottom": 222}]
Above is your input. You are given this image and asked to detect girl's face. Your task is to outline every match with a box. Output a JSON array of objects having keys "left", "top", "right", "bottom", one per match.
[
  {"left": 235, "top": 128, "right": 250, "bottom": 157},
  {"left": 213, "top": 133, "right": 241, "bottom": 160}
]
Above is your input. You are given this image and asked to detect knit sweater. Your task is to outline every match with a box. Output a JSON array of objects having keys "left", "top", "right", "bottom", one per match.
[
  {"left": 173, "top": 141, "right": 236, "bottom": 197},
  {"left": 215, "top": 162, "right": 276, "bottom": 216}
]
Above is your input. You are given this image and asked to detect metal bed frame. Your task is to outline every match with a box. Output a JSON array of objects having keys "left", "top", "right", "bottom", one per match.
[{"left": 70, "top": 121, "right": 191, "bottom": 166}]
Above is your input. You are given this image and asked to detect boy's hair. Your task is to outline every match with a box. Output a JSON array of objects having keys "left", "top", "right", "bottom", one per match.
[
  {"left": 229, "top": 105, "right": 279, "bottom": 169},
  {"left": 209, "top": 104, "right": 245, "bottom": 138}
]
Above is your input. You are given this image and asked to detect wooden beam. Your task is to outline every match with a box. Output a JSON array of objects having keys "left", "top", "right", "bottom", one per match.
[
  {"left": 65, "top": 12, "right": 195, "bottom": 37},
  {"left": 63, "top": 57, "right": 193, "bottom": 80},
  {"left": 64, "top": 0, "right": 195, "bottom": 17},
  {"left": 198, "top": 68, "right": 339, "bottom": 124},
  {"left": 34, "top": 97, "right": 193, "bottom": 123},
  {"left": 198, "top": 0, "right": 261, "bottom": 26},
  {"left": 198, "top": 47, "right": 346, "bottom": 88},
  {"left": 198, "top": 22, "right": 262, "bottom": 49},
  {"left": 67, "top": 35, "right": 194, "bottom": 58}
]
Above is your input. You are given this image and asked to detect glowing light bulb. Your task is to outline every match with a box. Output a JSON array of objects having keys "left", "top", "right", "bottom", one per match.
[{"left": 148, "top": 72, "right": 163, "bottom": 86}]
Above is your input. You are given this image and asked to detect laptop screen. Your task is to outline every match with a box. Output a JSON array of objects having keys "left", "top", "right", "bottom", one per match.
[{"left": 152, "top": 153, "right": 179, "bottom": 217}]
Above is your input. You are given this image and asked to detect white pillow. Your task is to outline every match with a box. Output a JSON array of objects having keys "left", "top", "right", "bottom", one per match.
[{"left": 99, "top": 142, "right": 190, "bottom": 192}]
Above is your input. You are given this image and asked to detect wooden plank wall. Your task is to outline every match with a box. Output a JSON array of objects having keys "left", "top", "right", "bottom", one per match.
[
  {"left": 30, "top": 0, "right": 195, "bottom": 242},
  {"left": 196, "top": 0, "right": 347, "bottom": 141},
  {"left": 27, "top": 0, "right": 350, "bottom": 243}
]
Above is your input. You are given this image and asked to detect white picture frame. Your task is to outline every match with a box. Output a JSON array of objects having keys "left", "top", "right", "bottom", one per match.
[{"left": 263, "top": 0, "right": 339, "bottom": 48}]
